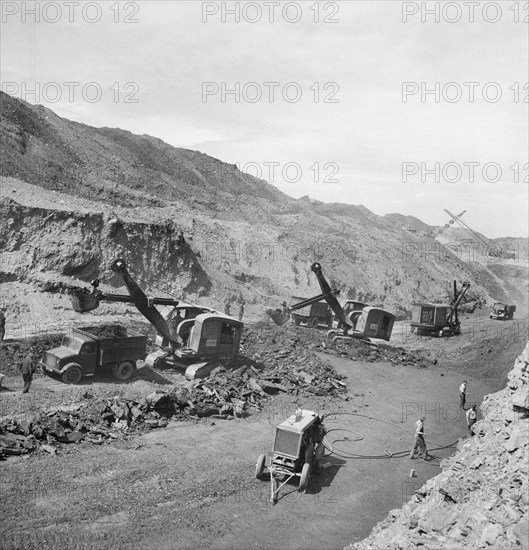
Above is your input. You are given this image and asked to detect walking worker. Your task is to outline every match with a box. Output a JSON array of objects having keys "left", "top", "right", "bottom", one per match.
[
  {"left": 21, "top": 353, "right": 35, "bottom": 394},
  {"left": 238, "top": 300, "right": 245, "bottom": 321},
  {"left": 466, "top": 405, "right": 477, "bottom": 436},
  {"left": 0, "top": 306, "right": 6, "bottom": 342},
  {"left": 459, "top": 380, "right": 468, "bottom": 409},
  {"left": 409, "top": 416, "right": 428, "bottom": 460}
]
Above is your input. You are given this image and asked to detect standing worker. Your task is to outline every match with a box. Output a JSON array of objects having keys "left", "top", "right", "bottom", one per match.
[
  {"left": 459, "top": 380, "right": 468, "bottom": 409},
  {"left": 0, "top": 306, "right": 5, "bottom": 342},
  {"left": 466, "top": 404, "right": 477, "bottom": 436},
  {"left": 238, "top": 300, "right": 245, "bottom": 321},
  {"left": 21, "top": 353, "right": 35, "bottom": 394},
  {"left": 409, "top": 416, "right": 428, "bottom": 460},
  {"left": 224, "top": 298, "right": 231, "bottom": 316}
]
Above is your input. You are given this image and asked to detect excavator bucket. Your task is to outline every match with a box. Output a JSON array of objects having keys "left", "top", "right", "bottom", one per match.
[
  {"left": 68, "top": 288, "right": 100, "bottom": 313},
  {"left": 266, "top": 308, "right": 290, "bottom": 326}
]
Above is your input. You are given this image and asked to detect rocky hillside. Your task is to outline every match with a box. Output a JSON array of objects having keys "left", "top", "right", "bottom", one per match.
[
  {"left": 0, "top": 91, "right": 526, "bottom": 319},
  {"left": 347, "top": 341, "right": 529, "bottom": 550}
]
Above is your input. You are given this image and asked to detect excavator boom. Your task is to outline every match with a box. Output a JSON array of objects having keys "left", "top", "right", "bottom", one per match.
[
  {"left": 447, "top": 280, "right": 470, "bottom": 326},
  {"left": 310, "top": 262, "right": 353, "bottom": 329},
  {"left": 69, "top": 259, "right": 178, "bottom": 343},
  {"left": 110, "top": 259, "right": 176, "bottom": 342},
  {"left": 267, "top": 262, "right": 352, "bottom": 330}
]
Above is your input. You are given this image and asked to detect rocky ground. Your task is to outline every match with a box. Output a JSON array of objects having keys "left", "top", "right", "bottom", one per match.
[
  {"left": 0, "top": 314, "right": 526, "bottom": 549},
  {"left": 1, "top": 322, "right": 441, "bottom": 459}
]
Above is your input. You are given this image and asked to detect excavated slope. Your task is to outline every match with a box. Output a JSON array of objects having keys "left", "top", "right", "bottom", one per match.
[{"left": 0, "top": 91, "right": 526, "bottom": 315}]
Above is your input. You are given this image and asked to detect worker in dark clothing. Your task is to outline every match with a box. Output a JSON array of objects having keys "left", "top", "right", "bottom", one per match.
[
  {"left": 176, "top": 231, "right": 186, "bottom": 247},
  {"left": 22, "top": 354, "right": 35, "bottom": 393},
  {"left": 224, "top": 299, "right": 231, "bottom": 316},
  {"left": 0, "top": 307, "right": 5, "bottom": 342},
  {"left": 238, "top": 301, "right": 245, "bottom": 321}
]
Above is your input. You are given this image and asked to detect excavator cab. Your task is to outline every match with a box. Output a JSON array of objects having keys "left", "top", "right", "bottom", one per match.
[{"left": 180, "top": 314, "right": 242, "bottom": 358}]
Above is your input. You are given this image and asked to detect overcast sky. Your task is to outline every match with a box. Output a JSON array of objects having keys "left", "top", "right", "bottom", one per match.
[{"left": 1, "top": 1, "right": 528, "bottom": 236}]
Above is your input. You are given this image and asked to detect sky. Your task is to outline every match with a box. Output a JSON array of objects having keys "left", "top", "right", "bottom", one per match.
[{"left": 1, "top": 0, "right": 528, "bottom": 237}]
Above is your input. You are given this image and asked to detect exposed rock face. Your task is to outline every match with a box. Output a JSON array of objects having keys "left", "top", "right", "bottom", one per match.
[
  {"left": 346, "top": 342, "right": 529, "bottom": 550},
  {"left": 1, "top": 91, "right": 526, "bottom": 315},
  {"left": 0, "top": 196, "right": 210, "bottom": 296}
]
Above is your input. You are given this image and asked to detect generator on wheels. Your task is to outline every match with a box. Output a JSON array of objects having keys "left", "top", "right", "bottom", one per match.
[{"left": 255, "top": 409, "right": 326, "bottom": 503}]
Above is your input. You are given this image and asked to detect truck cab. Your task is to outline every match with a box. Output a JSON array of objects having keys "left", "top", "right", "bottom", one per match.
[{"left": 490, "top": 303, "right": 516, "bottom": 320}]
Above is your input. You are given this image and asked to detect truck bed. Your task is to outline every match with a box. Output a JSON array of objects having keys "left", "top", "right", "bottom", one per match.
[{"left": 76, "top": 325, "right": 147, "bottom": 365}]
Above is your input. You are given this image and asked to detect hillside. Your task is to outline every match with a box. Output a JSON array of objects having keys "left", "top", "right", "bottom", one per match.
[
  {"left": 383, "top": 213, "right": 433, "bottom": 234},
  {"left": 0, "top": 91, "right": 526, "bottom": 325}
]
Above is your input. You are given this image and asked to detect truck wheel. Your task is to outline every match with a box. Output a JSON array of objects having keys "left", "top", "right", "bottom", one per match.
[
  {"left": 62, "top": 364, "right": 83, "bottom": 384},
  {"left": 299, "top": 463, "right": 311, "bottom": 492},
  {"left": 308, "top": 317, "right": 319, "bottom": 328},
  {"left": 113, "top": 361, "right": 135, "bottom": 381},
  {"left": 255, "top": 453, "right": 266, "bottom": 480}
]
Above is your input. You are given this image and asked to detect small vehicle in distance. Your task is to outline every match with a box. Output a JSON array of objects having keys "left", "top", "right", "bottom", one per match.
[{"left": 490, "top": 303, "right": 516, "bottom": 320}]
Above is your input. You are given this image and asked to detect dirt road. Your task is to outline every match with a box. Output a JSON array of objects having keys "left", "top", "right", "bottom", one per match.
[{"left": 2, "top": 321, "right": 522, "bottom": 550}]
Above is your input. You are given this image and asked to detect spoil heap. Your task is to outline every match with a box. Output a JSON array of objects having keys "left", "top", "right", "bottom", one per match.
[
  {"left": 346, "top": 341, "right": 529, "bottom": 550},
  {"left": 0, "top": 323, "right": 348, "bottom": 458}
]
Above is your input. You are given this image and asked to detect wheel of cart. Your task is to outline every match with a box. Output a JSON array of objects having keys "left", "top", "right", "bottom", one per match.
[
  {"left": 255, "top": 453, "right": 267, "bottom": 480},
  {"left": 299, "top": 463, "right": 311, "bottom": 492}
]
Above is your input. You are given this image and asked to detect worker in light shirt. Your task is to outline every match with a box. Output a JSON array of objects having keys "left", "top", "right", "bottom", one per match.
[
  {"left": 409, "top": 416, "right": 428, "bottom": 460},
  {"left": 459, "top": 380, "right": 468, "bottom": 409}
]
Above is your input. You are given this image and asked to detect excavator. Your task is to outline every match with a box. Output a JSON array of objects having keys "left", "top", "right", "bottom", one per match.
[
  {"left": 68, "top": 258, "right": 243, "bottom": 379},
  {"left": 268, "top": 262, "right": 395, "bottom": 342},
  {"left": 410, "top": 281, "right": 470, "bottom": 337}
]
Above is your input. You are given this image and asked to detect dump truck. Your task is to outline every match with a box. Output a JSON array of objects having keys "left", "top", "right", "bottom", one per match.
[
  {"left": 490, "top": 303, "right": 516, "bottom": 320},
  {"left": 290, "top": 296, "right": 333, "bottom": 328},
  {"left": 410, "top": 281, "right": 470, "bottom": 337},
  {"left": 40, "top": 325, "right": 146, "bottom": 384},
  {"left": 68, "top": 259, "right": 243, "bottom": 379}
]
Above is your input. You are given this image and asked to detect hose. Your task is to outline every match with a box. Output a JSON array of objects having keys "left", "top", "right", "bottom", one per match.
[{"left": 322, "top": 412, "right": 459, "bottom": 463}]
